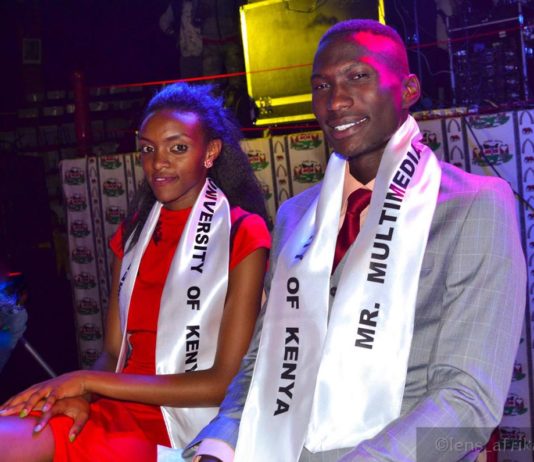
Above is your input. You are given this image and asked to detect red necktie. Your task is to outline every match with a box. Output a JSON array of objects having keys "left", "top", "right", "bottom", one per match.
[{"left": 332, "top": 188, "right": 372, "bottom": 273}]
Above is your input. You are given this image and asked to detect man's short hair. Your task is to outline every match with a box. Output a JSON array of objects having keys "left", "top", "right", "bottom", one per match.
[
  {"left": 319, "top": 19, "right": 406, "bottom": 49},
  {"left": 319, "top": 19, "right": 409, "bottom": 74}
]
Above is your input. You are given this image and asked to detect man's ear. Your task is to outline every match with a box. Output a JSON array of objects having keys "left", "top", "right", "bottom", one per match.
[
  {"left": 206, "top": 139, "right": 222, "bottom": 164},
  {"left": 401, "top": 74, "right": 421, "bottom": 109}
]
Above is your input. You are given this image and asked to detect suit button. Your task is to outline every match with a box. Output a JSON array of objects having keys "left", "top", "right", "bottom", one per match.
[{"left": 330, "top": 287, "right": 337, "bottom": 297}]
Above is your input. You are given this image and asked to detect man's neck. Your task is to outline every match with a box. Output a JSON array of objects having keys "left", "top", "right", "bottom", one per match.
[{"left": 348, "top": 153, "right": 382, "bottom": 184}]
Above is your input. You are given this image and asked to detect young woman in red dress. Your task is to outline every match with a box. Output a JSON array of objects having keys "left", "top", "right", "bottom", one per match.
[{"left": 0, "top": 82, "right": 270, "bottom": 461}]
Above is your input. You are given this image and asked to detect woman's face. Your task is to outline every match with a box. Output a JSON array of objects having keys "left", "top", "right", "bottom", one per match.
[{"left": 138, "top": 109, "right": 220, "bottom": 210}]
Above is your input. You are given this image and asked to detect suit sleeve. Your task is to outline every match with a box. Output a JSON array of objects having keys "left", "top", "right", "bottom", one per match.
[{"left": 339, "top": 179, "right": 526, "bottom": 462}]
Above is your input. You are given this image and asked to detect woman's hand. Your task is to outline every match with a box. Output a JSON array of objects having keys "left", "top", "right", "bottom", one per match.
[
  {"left": 33, "top": 396, "right": 91, "bottom": 442},
  {"left": 0, "top": 371, "right": 88, "bottom": 417}
]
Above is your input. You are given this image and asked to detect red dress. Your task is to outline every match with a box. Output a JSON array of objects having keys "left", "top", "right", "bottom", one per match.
[{"left": 49, "top": 206, "right": 270, "bottom": 461}]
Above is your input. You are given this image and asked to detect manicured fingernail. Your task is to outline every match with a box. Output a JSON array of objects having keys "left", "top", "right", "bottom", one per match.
[
  {"left": 19, "top": 409, "right": 28, "bottom": 418},
  {"left": 69, "top": 433, "right": 76, "bottom": 443},
  {"left": 33, "top": 424, "right": 42, "bottom": 432}
]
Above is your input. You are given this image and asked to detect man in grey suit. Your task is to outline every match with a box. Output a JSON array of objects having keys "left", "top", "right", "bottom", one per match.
[{"left": 186, "top": 19, "right": 526, "bottom": 462}]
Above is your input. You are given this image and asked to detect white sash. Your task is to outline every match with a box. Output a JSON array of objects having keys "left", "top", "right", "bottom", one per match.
[
  {"left": 235, "top": 116, "right": 441, "bottom": 460},
  {"left": 116, "top": 177, "right": 230, "bottom": 448}
]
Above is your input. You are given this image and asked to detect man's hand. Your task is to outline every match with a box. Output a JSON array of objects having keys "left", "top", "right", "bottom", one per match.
[{"left": 33, "top": 396, "right": 91, "bottom": 442}]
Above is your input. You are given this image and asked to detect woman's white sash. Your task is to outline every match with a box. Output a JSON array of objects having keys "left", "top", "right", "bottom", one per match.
[
  {"left": 117, "top": 177, "right": 230, "bottom": 448},
  {"left": 235, "top": 116, "right": 441, "bottom": 460}
]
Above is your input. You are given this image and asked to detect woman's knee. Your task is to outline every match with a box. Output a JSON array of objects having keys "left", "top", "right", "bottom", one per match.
[{"left": 0, "top": 415, "right": 54, "bottom": 462}]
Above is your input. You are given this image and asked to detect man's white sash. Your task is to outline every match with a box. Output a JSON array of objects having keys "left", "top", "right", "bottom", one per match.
[
  {"left": 235, "top": 116, "right": 441, "bottom": 460},
  {"left": 116, "top": 177, "right": 230, "bottom": 448}
]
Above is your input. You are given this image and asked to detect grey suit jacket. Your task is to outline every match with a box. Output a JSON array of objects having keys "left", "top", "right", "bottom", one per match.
[{"left": 187, "top": 162, "right": 526, "bottom": 462}]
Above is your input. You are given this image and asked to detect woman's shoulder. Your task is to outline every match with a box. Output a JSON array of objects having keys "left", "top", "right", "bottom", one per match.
[
  {"left": 230, "top": 207, "right": 269, "bottom": 237},
  {"left": 229, "top": 206, "right": 271, "bottom": 270},
  {"left": 230, "top": 206, "right": 252, "bottom": 222}
]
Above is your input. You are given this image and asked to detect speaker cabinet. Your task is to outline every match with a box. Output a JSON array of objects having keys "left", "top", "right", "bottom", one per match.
[{"left": 240, "top": 0, "right": 384, "bottom": 125}]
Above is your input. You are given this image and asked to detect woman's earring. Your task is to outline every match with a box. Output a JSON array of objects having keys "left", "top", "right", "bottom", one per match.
[{"left": 204, "top": 158, "right": 213, "bottom": 169}]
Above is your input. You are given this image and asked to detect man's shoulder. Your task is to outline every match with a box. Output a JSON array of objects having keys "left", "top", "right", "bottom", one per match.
[
  {"left": 437, "top": 161, "right": 515, "bottom": 223},
  {"left": 277, "top": 182, "right": 322, "bottom": 216},
  {"left": 272, "top": 183, "right": 322, "bottom": 240},
  {"left": 439, "top": 161, "right": 512, "bottom": 198}
]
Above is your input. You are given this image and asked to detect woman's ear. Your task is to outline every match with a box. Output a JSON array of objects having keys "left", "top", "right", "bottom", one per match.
[
  {"left": 401, "top": 74, "right": 421, "bottom": 109},
  {"left": 205, "top": 139, "right": 222, "bottom": 167}
]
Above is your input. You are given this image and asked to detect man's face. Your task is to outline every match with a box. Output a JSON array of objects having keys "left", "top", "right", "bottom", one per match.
[{"left": 311, "top": 32, "right": 414, "bottom": 168}]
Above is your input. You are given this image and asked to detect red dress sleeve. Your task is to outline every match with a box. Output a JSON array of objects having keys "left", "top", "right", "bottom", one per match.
[
  {"left": 229, "top": 208, "right": 271, "bottom": 271},
  {"left": 109, "top": 223, "right": 125, "bottom": 259}
]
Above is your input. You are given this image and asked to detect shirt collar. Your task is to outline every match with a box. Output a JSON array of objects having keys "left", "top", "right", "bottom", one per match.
[{"left": 342, "top": 164, "right": 374, "bottom": 205}]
